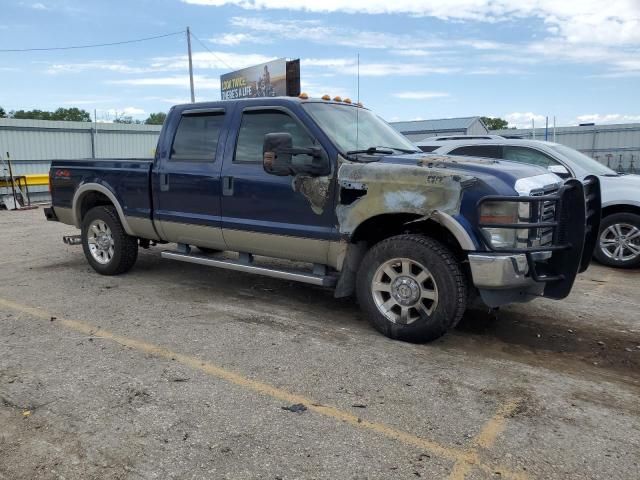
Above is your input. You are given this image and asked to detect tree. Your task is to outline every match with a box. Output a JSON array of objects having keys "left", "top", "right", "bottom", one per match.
[
  {"left": 113, "top": 116, "right": 141, "bottom": 124},
  {"left": 10, "top": 107, "right": 91, "bottom": 122},
  {"left": 0, "top": 107, "right": 6, "bottom": 118},
  {"left": 144, "top": 112, "right": 167, "bottom": 125},
  {"left": 481, "top": 116, "right": 510, "bottom": 130}
]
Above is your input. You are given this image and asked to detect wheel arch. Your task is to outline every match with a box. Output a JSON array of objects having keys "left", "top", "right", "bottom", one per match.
[
  {"left": 335, "top": 211, "right": 474, "bottom": 298},
  {"left": 601, "top": 203, "right": 640, "bottom": 219},
  {"left": 349, "top": 210, "right": 475, "bottom": 254},
  {"left": 72, "top": 183, "right": 134, "bottom": 235}
]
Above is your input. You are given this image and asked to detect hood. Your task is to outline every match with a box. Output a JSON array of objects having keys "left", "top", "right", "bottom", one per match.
[
  {"left": 378, "top": 153, "right": 552, "bottom": 193},
  {"left": 599, "top": 173, "right": 640, "bottom": 207}
]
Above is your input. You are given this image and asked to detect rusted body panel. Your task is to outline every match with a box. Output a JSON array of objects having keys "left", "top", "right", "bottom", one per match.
[{"left": 335, "top": 160, "right": 475, "bottom": 236}]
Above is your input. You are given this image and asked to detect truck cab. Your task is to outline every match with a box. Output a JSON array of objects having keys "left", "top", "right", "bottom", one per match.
[{"left": 45, "top": 96, "right": 601, "bottom": 342}]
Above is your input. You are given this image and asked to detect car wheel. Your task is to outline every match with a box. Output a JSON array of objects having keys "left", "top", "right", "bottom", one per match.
[
  {"left": 356, "top": 234, "right": 467, "bottom": 343},
  {"left": 594, "top": 213, "right": 640, "bottom": 268},
  {"left": 81, "top": 206, "right": 138, "bottom": 275}
]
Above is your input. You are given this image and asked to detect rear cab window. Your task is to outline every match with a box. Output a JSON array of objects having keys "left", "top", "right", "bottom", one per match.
[
  {"left": 170, "top": 112, "right": 225, "bottom": 162},
  {"left": 449, "top": 145, "right": 503, "bottom": 159}
]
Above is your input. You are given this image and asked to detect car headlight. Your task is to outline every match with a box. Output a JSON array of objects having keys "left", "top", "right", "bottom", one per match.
[{"left": 479, "top": 201, "right": 531, "bottom": 249}]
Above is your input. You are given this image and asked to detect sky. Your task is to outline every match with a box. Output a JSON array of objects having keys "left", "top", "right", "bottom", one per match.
[{"left": 1, "top": 0, "right": 639, "bottom": 127}]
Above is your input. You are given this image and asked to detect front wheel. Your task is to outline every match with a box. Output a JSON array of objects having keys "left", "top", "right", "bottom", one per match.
[
  {"left": 594, "top": 213, "right": 640, "bottom": 268},
  {"left": 81, "top": 206, "right": 138, "bottom": 275},
  {"left": 356, "top": 234, "right": 467, "bottom": 343}
]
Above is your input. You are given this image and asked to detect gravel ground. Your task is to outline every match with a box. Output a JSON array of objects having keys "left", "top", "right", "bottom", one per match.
[{"left": 1, "top": 208, "right": 639, "bottom": 480}]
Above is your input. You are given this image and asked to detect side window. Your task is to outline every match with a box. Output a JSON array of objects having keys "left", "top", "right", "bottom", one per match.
[
  {"left": 503, "top": 146, "right": 558, "bottom": 168},
  {"left": 450, "top": 145, "right": 502, "bottom": 159},
  {"left": 418, "top": 145, "right": 439, "bottom": 153},
  {"left": 170, "top": 113, "right": 224, "bottom": 162},
  {"left": 235, "top": 110, "right": 315, "bottom": 164}
]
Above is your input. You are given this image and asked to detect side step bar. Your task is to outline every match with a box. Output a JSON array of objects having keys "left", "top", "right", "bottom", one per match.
[
  {"left": 63, "top": 235, "right": 82, "bottom": 245},
  {"left": 161, "top": 250, "right": 337, "bottom": 287}
]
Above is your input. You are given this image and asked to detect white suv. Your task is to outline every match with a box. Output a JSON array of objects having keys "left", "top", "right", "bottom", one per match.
[{"left": 416, "top": 136, "right": 640, "bottom": 268}]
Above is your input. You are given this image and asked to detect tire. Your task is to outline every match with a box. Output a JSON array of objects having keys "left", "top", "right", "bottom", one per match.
[
  {"left": 81, "top": 206, "right": 138, "bottom": 275},
  {"left": 356, "top": 234, "right": 467, "bottom": 343},
  {"left": 593, "top": 213, "right": 640, "bottom": 268}
]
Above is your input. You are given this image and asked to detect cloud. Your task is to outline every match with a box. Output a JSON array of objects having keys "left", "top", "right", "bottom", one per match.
[
  {"left": 150, "top": 51, "right": 275, "bottom": 71},
  {"left": 46, "top": 61, "right": 151, "bottom": 75},
  {"left": 30, "top": 2, "right": 49, "bottom": 10},
  {"left": 302, "top": 57, "right": 458, "bottom": 76},
  {"left": 393, "top": 49, "right": 433, "bottom": 57},
  {"left": 209, "top": 32, "right": 262, "bottom": 45},
  {"left": 575, "top": 114, "right": 640, "bottom": 125},
  {"left": 392, "top": 91, "right": 450, "bottom": 100},
  {"left": 504, "top": 112, "right": 546, "bottom": 129},
  {"left": 229, "top": 16, "right": 445, "bottom": 50},
  {"left": 109, "top": 75, "right": 221, "bottom": 90},
  {"left": 185, "top": 1, "right": 640, "bottom": 47}
]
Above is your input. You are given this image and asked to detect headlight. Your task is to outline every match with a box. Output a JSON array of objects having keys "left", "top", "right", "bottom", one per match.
[{"left": 479, "top": 201, "right": 531, "bottom": 249}]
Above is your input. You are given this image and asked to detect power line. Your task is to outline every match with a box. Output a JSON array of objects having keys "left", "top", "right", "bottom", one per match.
[
  {"left": 188, "top": 30, "right": 233, "bottom": 70},
  {"left": 0, "top": 30, "right": 185, "bottom": 53}
]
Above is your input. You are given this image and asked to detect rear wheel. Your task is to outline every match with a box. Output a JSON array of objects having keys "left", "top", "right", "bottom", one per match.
[
  {"left": 81, "top": 206, "right": 138, "bottom": 275},
  {"left": 594, "top": 213, "right": 640, "bottom": 268},
  {"left": 356, "top": 234, "right": 467, "bottom": 343}
]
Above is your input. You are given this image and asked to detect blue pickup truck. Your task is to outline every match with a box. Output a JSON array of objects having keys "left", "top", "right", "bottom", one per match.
[{"left": 45, "top": 96, "right": 601, "bottom": 342}]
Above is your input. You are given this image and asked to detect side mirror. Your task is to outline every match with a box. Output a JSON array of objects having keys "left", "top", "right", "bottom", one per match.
[
  {"left": 263, "top": 132, "right": 294, "bottom": 176},
  {"left": 263, "top": 132, "right": 329, "bottom": 176},
  {"left": 548, "top": 164, "right": 571, "bottom": 178}
]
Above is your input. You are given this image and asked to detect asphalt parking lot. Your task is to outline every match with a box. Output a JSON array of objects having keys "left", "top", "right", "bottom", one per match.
[{"left": 1, "top": 208, "right": 639, "bottom": 480}]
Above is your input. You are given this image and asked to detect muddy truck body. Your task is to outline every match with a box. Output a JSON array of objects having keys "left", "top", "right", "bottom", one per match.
[{"left": 45, "top": 97, "right": 601, "bottom": 342}]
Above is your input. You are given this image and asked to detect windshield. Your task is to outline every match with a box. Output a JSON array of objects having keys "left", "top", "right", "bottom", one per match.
[
  {"left": 302, "top": 102, "right": 418, "bottom": 156},
  {"left": 550, "top": 144, "right": 617, "bottom": 176}
]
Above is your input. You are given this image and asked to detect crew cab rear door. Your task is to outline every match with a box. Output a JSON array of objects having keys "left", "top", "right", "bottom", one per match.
[{"left": 152, "top": 107, "right": 229, "bottom": 249}]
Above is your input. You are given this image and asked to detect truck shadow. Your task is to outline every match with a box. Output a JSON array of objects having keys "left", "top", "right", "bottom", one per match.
[{"left": 133, "top": 249, "right": 640, "bottom": 383}]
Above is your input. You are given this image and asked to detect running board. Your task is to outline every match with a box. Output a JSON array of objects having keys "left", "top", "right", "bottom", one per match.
[
  {"left": 63, "top": 235, "right": 82, "bottom": 245},
  {"left": 161, "top": 251, "right": 337, "bottom": 287}
]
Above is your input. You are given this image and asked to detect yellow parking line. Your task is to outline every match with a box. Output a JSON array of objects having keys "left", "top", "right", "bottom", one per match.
[
  {"left": 0, "top": 297, "right": 527, "bottom": 479},
  {"left": 448, "top": 398, "right": 525, "bottom": 480}
]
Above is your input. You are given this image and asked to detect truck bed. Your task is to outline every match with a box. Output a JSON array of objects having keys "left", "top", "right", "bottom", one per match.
[{"left": 50, "top": 158, "right": 154, "bottom": 221}]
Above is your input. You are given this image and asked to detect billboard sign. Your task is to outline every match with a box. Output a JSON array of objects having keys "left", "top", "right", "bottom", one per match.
[{"left": 220, "top": 58, "right": 300, "bottom": 100}]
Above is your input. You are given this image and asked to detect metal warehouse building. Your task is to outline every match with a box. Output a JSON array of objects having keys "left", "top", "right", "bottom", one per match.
[
  {"left": 493, "top": 123, "right": 640, "bottom": 173},
  {"left": 0, "top": 118, "right": 162, "bottom": 203},
  {"left": 390, "top": 117, "right": 489, "bottom": 141}
]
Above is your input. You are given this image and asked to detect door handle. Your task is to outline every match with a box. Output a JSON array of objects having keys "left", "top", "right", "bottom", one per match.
[
  {"left": 222, "top": 176, "right": 234, "bottom": 196},
  {"left": 160, "top": 173, "right": 169, "bottom": 192}
]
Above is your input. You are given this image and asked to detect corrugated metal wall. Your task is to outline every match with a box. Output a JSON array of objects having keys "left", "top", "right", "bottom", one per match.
[
  {"left": 0, "top": 119, "right": 162, "bottom": 202},
  {"left": 494, "top": 123, "right": 640, "bottom": 173}
]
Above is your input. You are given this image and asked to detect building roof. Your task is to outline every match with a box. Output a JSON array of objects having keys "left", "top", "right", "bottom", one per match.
[{"left": 391, "top": 116, "right": 484, "bottom": 134}]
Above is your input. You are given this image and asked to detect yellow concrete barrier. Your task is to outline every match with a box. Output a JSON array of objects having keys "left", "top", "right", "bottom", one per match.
[{"left": 0, "top": 173, "right": 49, "bottom": 187}]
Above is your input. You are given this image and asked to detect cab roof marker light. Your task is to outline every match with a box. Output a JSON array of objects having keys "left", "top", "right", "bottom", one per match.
[
  {"left": 298, "top": 92, "right": 309, "bottom": 99},
  {"left": 333, "top": 96, "right": 342, "bottom": 102},
  {"left": 343, "top": 98, "right": 352, "bottom": 104},
  {"left": 321, "top": 94, "right": 331, "bottom": 101}
]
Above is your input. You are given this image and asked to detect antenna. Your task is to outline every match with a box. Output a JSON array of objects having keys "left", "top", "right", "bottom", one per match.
[{"left": 356, "top": 53, "right": 360, "bottom": 151}]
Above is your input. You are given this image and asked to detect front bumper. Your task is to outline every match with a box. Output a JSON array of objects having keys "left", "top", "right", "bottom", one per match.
[{"left": 468, "top": 253, "right": 531, "bottom": 289}]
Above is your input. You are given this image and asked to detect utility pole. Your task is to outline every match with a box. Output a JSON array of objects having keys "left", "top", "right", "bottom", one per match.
[{"left": 186, "top": 27, "right": 195, "bottom": 103}]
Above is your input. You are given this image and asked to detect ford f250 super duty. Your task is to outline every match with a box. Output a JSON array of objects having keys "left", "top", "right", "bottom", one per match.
[{"left": 45, "top": 96, "right": 601, "bottom": 342}]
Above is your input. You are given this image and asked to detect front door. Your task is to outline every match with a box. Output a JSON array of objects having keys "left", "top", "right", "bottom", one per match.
[
  {"left": 153, "top": 108, "right": 228, "bottom": 249},
  {"left": 220, "top": 106, "right": 338, "bottom": 264}
]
